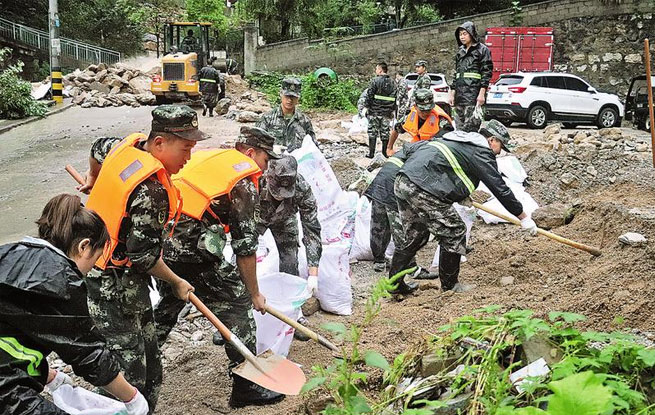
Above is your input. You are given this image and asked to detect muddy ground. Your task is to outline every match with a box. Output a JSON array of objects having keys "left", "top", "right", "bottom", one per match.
[{"left": 1, "top": 87, "right": 654, "bottom": 414}]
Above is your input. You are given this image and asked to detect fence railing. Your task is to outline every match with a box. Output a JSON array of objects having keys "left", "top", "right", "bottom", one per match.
[{"left": 0, "top": 16, "right": 121, "bottom": 65}]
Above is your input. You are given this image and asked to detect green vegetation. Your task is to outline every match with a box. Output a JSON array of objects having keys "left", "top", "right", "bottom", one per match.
[
  {"left": 247, "top": 71, "right": 362, "bottom": 112},
  {"left": 304, "top": 296, "right": 655, "bottom": 414},
  {"left": 0, "top": 49, "right": 47, "bottom": 120}
]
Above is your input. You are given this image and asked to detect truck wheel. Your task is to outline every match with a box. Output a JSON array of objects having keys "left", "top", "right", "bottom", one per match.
[
  {"left": 597, "top": 107, "right": 618, "bottom": 128},
  {"left": 527, "top": 105, "right": 548, "bottom": 129},
  {"left": 645, "top": 117, "right": 651, "bottom": 132}
]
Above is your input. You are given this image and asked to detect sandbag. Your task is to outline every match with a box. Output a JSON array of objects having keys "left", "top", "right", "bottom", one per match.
[
  {"left": 317, "top": 243, "right": 352, "bottom": 315},
  {"left": 477, "top": 180, "right": 539, "bottom": 224},
  {"left": 496, "top": 155, "right": 528, "bottom": 184},
  {"left": 350, "top": 196, "right": 374, "bottom": 261},
  {"left": 254, "top": 272, "right": 310, "bottom": 356},
  {"left": 51, "top": 384, "right": 126, "bottom": 415},
  {"left": 344, "top": 114, "right": 368, "bottom": 136},
  {"left": 255, "top": 230, "right": 280, "bottom": 276}
]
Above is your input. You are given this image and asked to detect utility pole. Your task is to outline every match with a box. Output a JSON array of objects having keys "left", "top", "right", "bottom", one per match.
[{"left": 49, "top": 0, "right": 63, "bottom": 104}]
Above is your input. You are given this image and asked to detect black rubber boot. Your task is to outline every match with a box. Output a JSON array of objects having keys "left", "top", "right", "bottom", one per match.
[
  {"left": 212, "top": 331, "right": 225, "bottom": 346},
  {"left": 367, "top": 137, "right": 376, "bottom": 158},
  {"left": 381, "top": 140, "right": 389, "bottom": 158},
  {"left": 439, "top": 250, "right": 473, "bottom": 292},
  {"left": 208, "top": 107, "right": 214, "bottom": 117},
  {"left": 413, "top": 267, "right": 438, "bottom": 280},
  {"left": 202, "top": 106, "right": 207, "bottom": 117},
  {"left": 229, "top": 376, "right": 285, "bottom": 408}
]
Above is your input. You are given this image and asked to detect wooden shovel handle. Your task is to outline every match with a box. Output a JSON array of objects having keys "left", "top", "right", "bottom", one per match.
[
  {"left": 265, "top": 305, "right": 340, "bottom": 353},
  {"left": 472, "top": 202, "right": 602, "bottom": 257},
  {"left": 189, "top": 293, "right": 233, "bottom": 342},
  {"left": 65, "top": 164, "right": 85, "bottom": 185}
]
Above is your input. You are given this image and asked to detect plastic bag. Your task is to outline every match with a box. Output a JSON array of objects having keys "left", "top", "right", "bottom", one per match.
[
  {"left": 477, "top": 180, "right": 539, "bottom": 224},
  {"left": 253, "top": 272, "right": 310, "bottom": 356},
  {"left": 496, "top": 155, "right": 528, "bottom": 184},
  {"left": 256, "top": 230, "right": 280, "bottom": 276},
  {"left": 52, "top": 384, "right": 127, "bottom": 415},
  {"left": 350, "top": 196, "right": 374, "bottom": 261},
  {"left": 347, "top": 114, "right": 368, "bottom": 136},
  {"left": 317, "top": 243, "right": 353, "bottom": 315}
]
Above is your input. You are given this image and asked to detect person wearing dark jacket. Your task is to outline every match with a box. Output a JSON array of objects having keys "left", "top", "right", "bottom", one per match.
[
  {"left": 448, "top": 21, "right": 493, "bottom": 132},
  {"left": 0, "top": 194, "right": 149, "bottom": 415},
  {"left": 364, "top": 62, "right": 397, "bottom": 158},
  {"left": 388, "top": 120, "right": 537, "bottom": 294},
  {"left": 199, "top": 59, "right": 222, "bottom": 117}
]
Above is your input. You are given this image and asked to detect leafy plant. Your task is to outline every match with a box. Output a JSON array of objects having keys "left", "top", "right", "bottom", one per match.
[
  {"left": 509, "top": 0, "right": 524, "bottom": 26},
  {"left": 0, "top": 49, "right": 47, "bottom": 120}
]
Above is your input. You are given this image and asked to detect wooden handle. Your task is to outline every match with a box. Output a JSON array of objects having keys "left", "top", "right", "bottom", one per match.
[
  {"left": 65, "top": 165, "right": 85, "bottom": 185},
  {"left": 189, "top": 293, "right": 233, "bottom": 342},
  {"left": 472, "top": 202, "right": 602, "bottom": 256},
  {"left": 265, "top": 305, "right": 340, "bottom": 352}
]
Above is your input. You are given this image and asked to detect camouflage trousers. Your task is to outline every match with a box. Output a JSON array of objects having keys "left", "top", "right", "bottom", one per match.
[
  {"left": 155, "top": 260, "right": 256, "bottom": 368},
  {"left": 269, "top": 219, "right": 301, "bottom": 276},
  {"left": 370, "top": 200, "right": 414, "bottom": 268},
  {"left": 454, "top": 105, "right": 484, "bottom": 133},
  {"left": 389, "top": 174, "right": 467, "bottom": 278},
  {"left": 367, "top": 115, "right": 391, "bottom": 156},
  {"left": 86, "top": 268, "right": 162, "bottom": 413},
  {"left": 201, "top": 92, "right": 218, "bottom": 108}
]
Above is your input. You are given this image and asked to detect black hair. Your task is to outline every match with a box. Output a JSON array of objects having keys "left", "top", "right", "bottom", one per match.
[{"left": 377, "top": 62, "right": 388, "bottom": 72}]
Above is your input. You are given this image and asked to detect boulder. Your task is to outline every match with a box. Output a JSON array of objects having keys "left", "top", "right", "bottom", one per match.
[
  {"left": 77, "top": 72, "right": 95, "bottom": 84},
  {"left": 122, "top": 71, "right": 134, "bottom": 83},
  {"left": 105, "top": 74, "right": 124, "bottom": 89},
  {"left": 215, "top": 97, "right": 231, "bottom": 115},
  {"left": 115, "top": 93, "right": 138, "bottom": 106},
  {"left": 636, "top": 143, "right": 649, "bottom": 152},
  {"left": 135, "top": 93, "right": 157, "bottom": 105},
  {"left": 573, "top": 131, "right": 588, "bottom": 144},
  {"left": 87, "top": 64, "right": 98, "bottom": 73},
  {"left": 317, "top": 129, "right": 344, "bottom": 144},
  {"left": 543, "top": 123, "right": 561, "bottom": 139},
  {"left": 239, "top": 102, "right": 270, "bottom": 114},
  {"left": 236, "top": 111, "right": 260, "bottom": 123},
  {"left": 599, "top": 127, "right": 622, "bottom": 141},
  {"left": 89, "top": 81, "right": 110, "bottom": 94},
  {"left": 97, "top": 62, "right": 107, "bottom": 72},
  {"left": 95, "top": 69, "right": 108, "bottom": 82},
  {"left": 72, "top": 91, "right": 87, "bottom": 105},
  {"left": 301, "top": 297, "right": 320, "bottom": 316},
  {"left": 128, "top": 76, "right": 152, "bottom": 95},
  {"left": 110, "top": 86, "right": 121, "bottom": 94},
  {"left": 532, "top": 203, "right": 571, "bottom": 229}
]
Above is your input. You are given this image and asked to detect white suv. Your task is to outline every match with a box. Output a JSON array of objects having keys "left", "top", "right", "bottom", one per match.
[
  {"left": 405, "top": 72, "right": 451, "bottom": 114},
  {"left": 486, "top": 72, "right": 624, "bottom": 129}
]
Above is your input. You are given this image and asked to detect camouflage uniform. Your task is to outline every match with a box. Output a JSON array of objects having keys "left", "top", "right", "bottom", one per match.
[
  {"left": 395, "top": 77, "right": 410, "bottom": 119},
  {"left": 199, "top": 64, "right": 221, "bottom": 116},
  {"left": 365, "top": 72, "right": 396, "bottom": 158},
  {"left": 255, "top": 78, "right": 317, "bottom": 152},
  {"left": 369, "top": 200, "right": 406, "bottom": 264},
  {"left": 357, "top": 88, "right": 368, "bottom": 114},
  {"left": 258, "top": 157, "right": 322, "bottom": 276},
  {"left": 157, "top": 178, "right": 259, "bottom": 367},
  {"left": 453, "top": 105, "right": 484, "bottom": 133},
  {"left": 85, "top": 136, "right": 167, "bottom": 412},
  {"left": 408, "top": 61, "right": 432, "bottom": 112}
]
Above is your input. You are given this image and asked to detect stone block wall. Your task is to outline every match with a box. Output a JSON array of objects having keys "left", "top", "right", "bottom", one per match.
[{"left": 253, "top": 0, "right": 654, "bottom": 96}]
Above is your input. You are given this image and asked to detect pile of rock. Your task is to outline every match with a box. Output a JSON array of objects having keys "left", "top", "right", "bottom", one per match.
[
  {"left": 224, "top": 89, "right": 272, "bottom": 122},
  {"left": 540, "top": 124, "right": 651, "bottom": 153},
  {"left": 64, "top": 63, "right": 157, "bottom": 108}
]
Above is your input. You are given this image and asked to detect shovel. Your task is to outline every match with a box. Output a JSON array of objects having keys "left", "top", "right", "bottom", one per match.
[
  {"left": 471, "top": 202, "right": 602, "bottom": 256},
  {"left": 189, "top": 293, "right": 306, "bottom": 395},
  {"left": 264, "top": 304, "right": 340, "bottom": 354}
]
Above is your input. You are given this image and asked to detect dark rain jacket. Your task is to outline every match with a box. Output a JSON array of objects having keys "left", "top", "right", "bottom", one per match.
[
  {"left": 198, "top": 65, "right": 221, "bottom": 95},
  {"left": 0, "top": 237, "right": 121, "bottom": 415},
  {"left": 452, "top": 21, "right": 493, "bottom": 106},
  {"left": 365, "top": 74, "right": 397, "bottom": 117},
  {"left": 396, "top": 131, "right": 523, "bottom": 217}
]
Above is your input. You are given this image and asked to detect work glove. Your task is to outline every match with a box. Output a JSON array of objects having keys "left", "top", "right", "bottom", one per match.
[
  {"left": 520, "top": 217, "right": 538, "bottom": 236},
  {"left": 307, "top": 275, "right": 318, "bottom": 296},
  {"left": 45, "top": 371, "right": 73, "bottom": 393},
  {"left": 124, "top": 388, "right": 149, "bottom": 415}
]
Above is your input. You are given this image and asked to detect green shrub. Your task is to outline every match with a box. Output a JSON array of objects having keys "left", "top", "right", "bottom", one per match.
[{"left": 0, "top": 49, "right": 47, "bottom": 119}]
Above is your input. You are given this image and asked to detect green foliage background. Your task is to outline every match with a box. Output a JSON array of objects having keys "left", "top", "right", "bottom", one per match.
[{"left": 0, "top": 49, "right": 47, "bottom": 119}]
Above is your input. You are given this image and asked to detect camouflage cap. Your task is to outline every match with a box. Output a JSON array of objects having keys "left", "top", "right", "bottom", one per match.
[
  {"left": 479, "top": 119, "right": 512, "bottom": 152},
  {"left": 414, "top": 88, "right": 435, "bottom": 111},
  {"left": 281, "top": 77, "right": 302, "bottom": 97},
  {"left": 237, "top": 126, "right": 281, "bottom": 159},
  {"left": 151, "top": 104, "right": 206, "bottom": 141},
  {"left": 414, "top": 59, "right": 427, "bottom": 67},
  {"left": 266, "top": 155, "right": 298, "bottom": 200}
]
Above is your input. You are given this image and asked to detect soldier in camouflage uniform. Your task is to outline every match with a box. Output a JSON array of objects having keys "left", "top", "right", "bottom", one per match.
[
  {"left": 155, "top": 126, "right": 284, "bottom": 408},
  {"left": 407, "top": 59, "right": 432, "bottom": 111},
  {"left": 388, "top": 120, "right": 536, "bottom": 295},
  {"left": 199, "top": 59, "right": 222, "bottom": 117},
  {"left": 364, "top": 62, "right": 397, "bottom": 158},
  {"left": 395, "top": 71, "right": 409, "bottom": 119},
  {"left": 256, "top": 77, "right": 318, "bottom": 152},
  {"left": 82, "top": 106, "right": 200, "bottom": 413}
]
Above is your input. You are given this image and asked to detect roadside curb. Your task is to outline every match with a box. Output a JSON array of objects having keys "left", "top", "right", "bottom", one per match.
[{"left": 0, "top": 101, "right": 75, "bottom": 135}]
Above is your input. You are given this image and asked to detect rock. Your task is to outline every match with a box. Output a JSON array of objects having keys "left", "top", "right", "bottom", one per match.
[
  {"left": 96, "top": 97, "right": 110, "bottom": 107},
  {"left": 115, "top": 93, "right": 138, "bottom": 106},
  {"left": 603, "top": 52, "right": 622, "bottom": 62},
  {"left": 587, "top": 55, "right": 600, "bottom": 64},
  {"left": 599, "top": 127, "right": 622, "bottom": 141},
  {"left": 110, "top": 86, "right": 121, "bottom": 94},
  {"left": 77, "top": 72, "right": 95, "bottom": 84},
  {"left": 625, "top": 54, "right": 642, "bottom": 64},
  {"left": 80, "top": 101, "right": 93, "bottom": 108},
  {"left": 532, "top": 203, "right": 570, "bottom": 229},
  {"left": 636, "top": 143, "right": 649, "bottom": 152},
  {"left": 240, "top": 91, "right": 253, "bottom": 101},
  {"left": 95, "top": 69, "right": 108, "bottom": 82},
  {"left": 97, "top": 62, "right": 107, "bottom": 71},
  {"left": 543, "top": 123, "right": 561, "bottom": 139},
  {"left": 301, "top": 297, "right": 320, "bottom": 316},
  {"left": 432, "top": 392, "right": 473, "bottom": 415},
  {"left": 105, "top": 74, "right": 124, "bottom": 89},
  {"left": 190, "top": 330, "right": 204, "bottom": 342},
  {"left": 330, "top": 157, "right": 362, "bottom": 190},
  {"left": 236, "top": 111, "right": 260, "bottom": 123},
  {"left": 89, "top": 81, "right": 110, "bottom": 94},
  {"left": 601, "top": 141, "right": 617, "bottom": 149},
  {"left": 500, "top": 276, "right": 515, "bottom": 286},
  {"left": 573, "top": 131, "right": 588, "bottom": 144},
  {"left": 571, "top": 53, "right": 586, "bottom": 62},
  {"left": 317, "top": 129, "right": 344, "bottom": 144},
  {"left": 72, "top": 91, "right": 87, "bottom": 105},
  {"left": 215, "top": 98, "right": 231, "bottom": 115},
  {"left": 521, "top": 335, "right": 563, "bottom": 366},
  {"left": 586, "top": 165, "right": 597, "bottom": 177},
  {"left": 421, "top": 351, "right": 460, "bottom": 376},
  {"left": 122, "top": 70, "right": 134, "bottom": 82},
  {"left": 619, "top": 232, "right": 647, "bottom": 246},
  {"left": 128, "top": 76, "right": 151, "bottom": 95},
  {"left": 576, "top": 64, "right": 587, "bottom": 72},
  {"left": 239, "top": 102, "right": 270, "bottom": 113},
  {"left": 135, "top": 93, "right": 157, "bottom": 105},
  {"left": 163, "top": 346, "right": 182, "bottom": 361},
  {"left": 87, "top": 64, "right": 98, "bottom": 73}
]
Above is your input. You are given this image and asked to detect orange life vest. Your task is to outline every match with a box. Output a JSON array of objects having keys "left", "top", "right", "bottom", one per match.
[
  {"left": 86, "top": 133, "right": 181, "bottom": 269},
  {"left": 402, "top": 105, "right": 453, "bottom": 142},
  {"left": 172, "top": 149, "right": 261, "bottom": 227}
]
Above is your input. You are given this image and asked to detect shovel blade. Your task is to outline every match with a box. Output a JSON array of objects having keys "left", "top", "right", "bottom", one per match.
[{"left": 233, "top": 350, "right": 306, "bottom": 396}]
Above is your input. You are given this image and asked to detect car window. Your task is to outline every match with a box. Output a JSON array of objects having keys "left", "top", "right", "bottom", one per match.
[
  {"left": 564, "top": 77, "right": 590, "bottom": 92},
  {"left": 544, "top": 76, "right": 566, "bottom": 90},
  {"left": 430, "top": 75, "right": 444, "bottom": 84},
  {"left": 496, "top": 76, "right": 524, "bottom": 86},
  {"left": 530, "top": 77, "right": 544, "bottom": 87}
]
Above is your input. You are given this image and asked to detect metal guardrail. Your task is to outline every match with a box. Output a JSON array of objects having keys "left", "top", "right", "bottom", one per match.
[{"left": 0, "top": 16, "right": 121, "bottom": 65}]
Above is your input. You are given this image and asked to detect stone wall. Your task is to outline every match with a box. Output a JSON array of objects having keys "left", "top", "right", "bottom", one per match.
[{"left": 253, "top": 0, "right": 654, "bottom": 96}]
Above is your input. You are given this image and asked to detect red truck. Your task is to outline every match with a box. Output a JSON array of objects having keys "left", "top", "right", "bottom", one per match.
[{"left": 485, "top": 27, "right": 554, "bottom": 83}]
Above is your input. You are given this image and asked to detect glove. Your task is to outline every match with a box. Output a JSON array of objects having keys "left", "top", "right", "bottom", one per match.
[
  {"left": 307, "top": 275, "right": 318, "bottom": 296},
  {"left": 124, "top": 388, "right": 149, "bottom": 415},
  {"left": 520, "top": 217, "right": 538, "bottom": 236},
  {"left": 45, "top": 371, "right": 73, "bottom": 393}
]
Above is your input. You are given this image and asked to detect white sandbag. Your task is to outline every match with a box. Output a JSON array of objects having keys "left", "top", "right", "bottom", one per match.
[
  {"left": 254, "top": 272, "right": 310, "bottom": 356},
  {"left": 347, "top": 114, "right": 368, "bottom": 135},
  {"left": 497, "top": 155, "right": 528, "bottom": 184},
  {"left": 317, "top": 243, "right": 353, "bottom": 315},
  {"left": 350, "top": 196, "right": 374, "bottom": 261},
  {"left": 256, "top": 230, "right": 280, "bottom": 276},
  {"left": 430, "top": 203, "right": 475, "bottom": 268},
  {"left": 51, "top": 384, "right": 126, "bottom": 415},
  {"left": 477, "top": 180, "right": 539, "bottom": 224},
  {"left": 385, "top": 239, "right": 395, "bottom": 260}
]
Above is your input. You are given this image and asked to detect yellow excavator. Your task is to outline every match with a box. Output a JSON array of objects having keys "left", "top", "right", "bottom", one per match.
[{"left": 151, "top": 22, "right": 225, "bottom": 104}]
